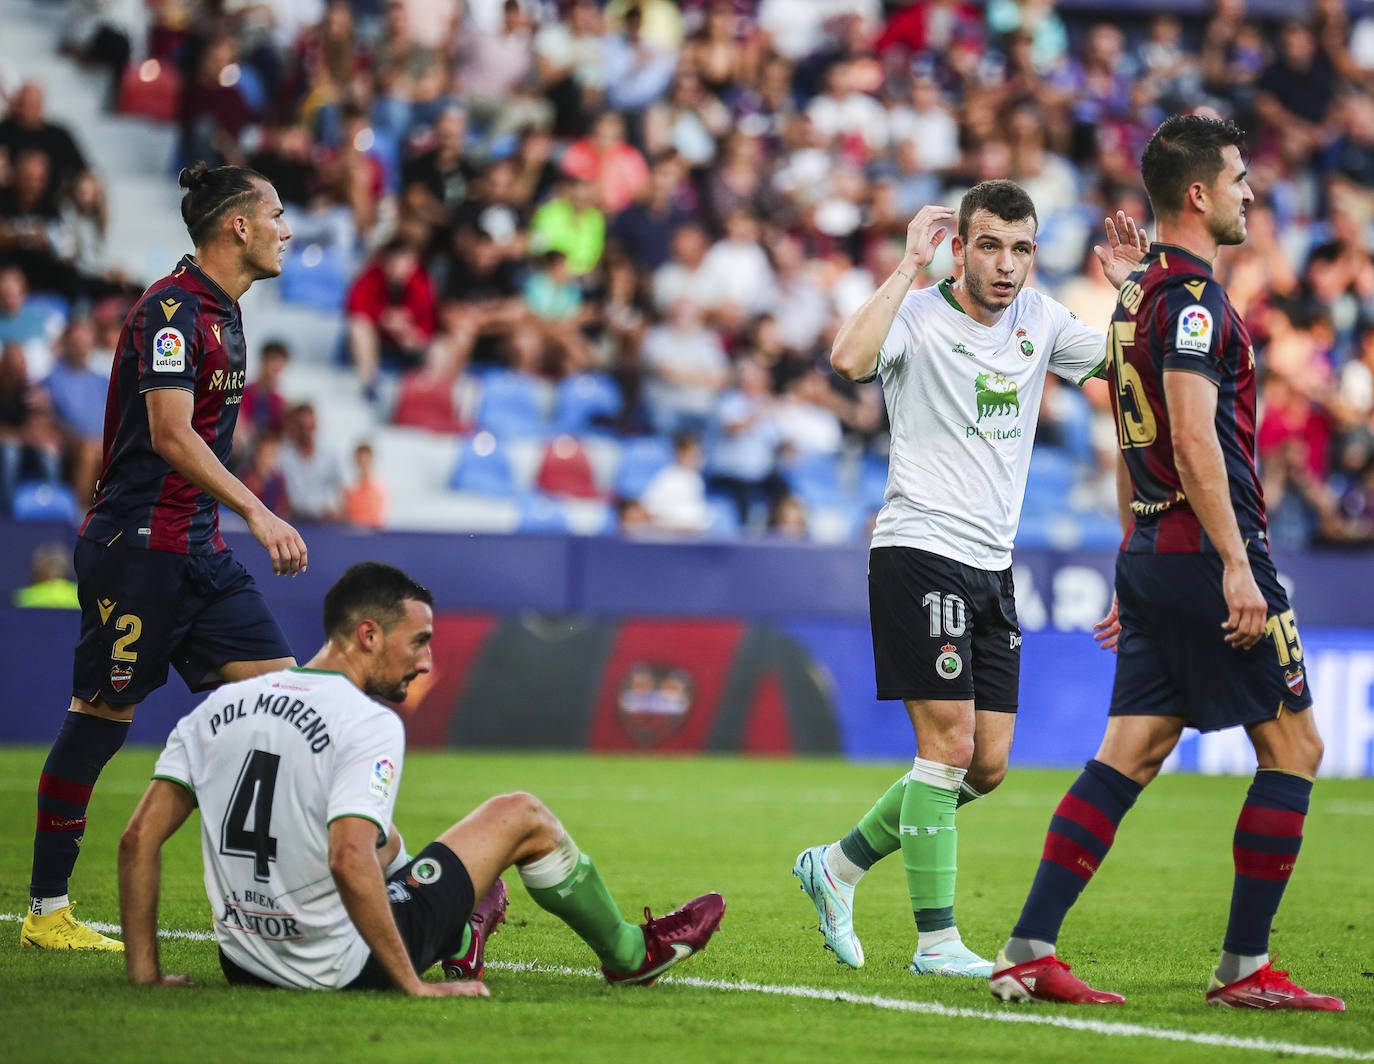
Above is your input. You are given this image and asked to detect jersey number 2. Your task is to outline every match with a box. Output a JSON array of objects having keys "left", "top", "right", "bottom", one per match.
[{"left": 220, "top": 749, "right": 280, "bottom": 882}]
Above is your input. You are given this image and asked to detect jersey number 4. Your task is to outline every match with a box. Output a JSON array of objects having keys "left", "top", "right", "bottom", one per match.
[{"left": 220, "top": 749, "right": 281, "bottom": 882}]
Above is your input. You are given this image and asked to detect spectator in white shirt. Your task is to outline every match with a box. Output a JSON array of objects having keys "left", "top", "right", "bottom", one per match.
[
  {"left": 277, "top": 402, "right": 347, "bottom": 523},
  {"left": 640, "top": 432, "right": 710, "bottom": 533},
  {"left": 640, "top": 297, "right": 730, "bottom": 437}
]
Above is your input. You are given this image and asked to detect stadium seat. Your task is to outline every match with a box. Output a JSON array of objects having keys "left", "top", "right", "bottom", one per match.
[
  {"left": 704, "top": 495, "right": 741, "bottom": 538},
  {"left": 11, "top": 481, "right": 79, "bottom": 522},
  {"left": 552, "top": 373, "right": 622, "bottom": 436},
  {"left": 1023, "top": 448, "right": 1079, "bottom": 517},
  {"left": 279, "top": 243, "right": 351, "bottom": 311},
  {"left": 392, "top": 371, "right": 465, "bottom": 434},
  {"left": 858, "top": 452, "right": 889, "bottom": 510},
  {"left": 475, "top": 370, "right": 548, "bottom": 439},
  {"left": 517, "top": 493, "right": 572, "bottom": 533},
  {"left": 784, "top": 452, "right": 846, "bottom": 508},
  {"left": 535, "top": 434, "right": 602, "bottom": 500},
  {"left": 448, "top": 433, "right": 517, "bottom": 496},
  {"left": 116, "top": 59, "right": 182, "bottom": 123},
  {"left": 613, "top": 436, "right": 674, "bottom": 498}
]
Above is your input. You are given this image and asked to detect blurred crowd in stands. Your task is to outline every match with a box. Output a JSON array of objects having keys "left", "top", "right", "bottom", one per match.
[{"left": 3, "top": 0, "right": 1374, "bottom": 547}]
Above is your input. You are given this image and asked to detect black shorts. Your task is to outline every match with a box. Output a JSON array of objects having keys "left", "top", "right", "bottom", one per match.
[
  {"left": 218, "top": 843, "right": 476, "bottom": 991},
  {"left": 348, "top": 842, "right": 476, "bottom": 989},
  {"left": 868, "top": 546, "right": 1021, "bottom": 711},
  {"left": 1109, "top": 545, "right": 1314, "bottom": 731},
  {"left": 71, "top": 536, "right": 292, "bottom": 704}
]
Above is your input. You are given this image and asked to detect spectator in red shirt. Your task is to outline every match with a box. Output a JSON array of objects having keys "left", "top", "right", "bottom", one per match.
[
  {"left": 237, "top": 339, "right": 291, "bottom": 457},
  {"left": 345, "top": 238, "right": 437, "bottom": 400},
  {"left": 559, "top": 110, "right": 649, "bottom": 213}
]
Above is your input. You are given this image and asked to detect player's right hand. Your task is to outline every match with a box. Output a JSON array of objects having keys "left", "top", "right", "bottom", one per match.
[
  {"left": 249, "top": 509, "right": 309, "bottom": 576},
  {"left": 904, "top": 205, "right": 956, "bottom": 271},
  {"left": 1221, "top": 563, "right": 1267, "bottom": 650},
  {"left": 412, "top": 979, "right": 491, "bottom": 999}
]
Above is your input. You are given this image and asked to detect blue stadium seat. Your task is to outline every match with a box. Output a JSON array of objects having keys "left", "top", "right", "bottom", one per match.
[
  {"left": 784, "top": 452, "right": 845, "bottom": 508},
  {"left": 704, "top": 495, "right": 741, "bottom": 538},
  {"left": 448, "top": 433, "right": 517, "bottom": 496},
  {"left": 858, "top": 452, "right": 889, "bottom": 510},
  {"left": 518, "top": 493, "right": 571, "bottom": 533},
  {"left": 613, "top": 436, "right": 674, "bottom": 498},
  {"left": 11, "top": 481, "right": 78, "bottom": 522},
  {"left": 279, "top": 243, "right": 350, "bottom": 311},
  {"left": 1022, "top": 448, "right": 1078, "bottom": 517},
  {"left": 552, "top": 373, "right": 622, "bottom": 436},
  {"left": 475, "top": 370, "right": 547, "bottom": 439}
]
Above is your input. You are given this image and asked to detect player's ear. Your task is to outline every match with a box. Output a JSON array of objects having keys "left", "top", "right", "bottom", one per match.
[{"left": 357, "top": 618, "right": 381, "bottom": 651}]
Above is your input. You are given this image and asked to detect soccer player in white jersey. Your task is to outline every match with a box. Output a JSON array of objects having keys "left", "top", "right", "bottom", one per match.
[
  {"left": 791, "top": 180, "right": 1146, "bottom": 977},
  {"left": 118, "top": 562, "right": 724, "bottom": 994}
]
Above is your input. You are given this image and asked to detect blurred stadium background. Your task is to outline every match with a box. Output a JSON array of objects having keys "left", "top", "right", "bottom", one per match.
[{"left": 0, "top": 0, "right": 1371, "bottom": 780}]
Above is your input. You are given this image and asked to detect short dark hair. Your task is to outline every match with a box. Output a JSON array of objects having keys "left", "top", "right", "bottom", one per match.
[
  {"left": 178, "top": 162, "right": 270, "bottom": 246},
  {"left": 323, "top": 562, "right": 433, "bottom": 640},
  {"left": 957, "top": 179, "right": 1037, "bottom": 242},
  {"left": 1140, "top": 114, "right": 1246, "bottom": 219}
]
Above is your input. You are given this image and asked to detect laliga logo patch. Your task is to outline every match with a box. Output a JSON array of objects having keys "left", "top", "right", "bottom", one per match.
[
  {"left": 1175, "top": 305, "right": 1213, "bottom": 354},
  {"left": 152, "top": 327, "right": 186, "bottom": 372},
  {"left": 110, "top": 665, "right": 133, "bottom": 692},
  {"left": 369, "top": 757, "right": 396, "bottom": 799},
  {"left": 407, "top": 857, "right": 442, "bottom": 887},
  {"left": 1284, "top": 667, "right": 1305, "bottom": 697},
  {"left": 935, "top": 644, "right": 963, "bottom": 680}
]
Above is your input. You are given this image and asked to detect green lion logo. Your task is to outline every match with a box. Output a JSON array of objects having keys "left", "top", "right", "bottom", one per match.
[{"left": 975, "top": 372, "right": 1020, "bottom": 421}]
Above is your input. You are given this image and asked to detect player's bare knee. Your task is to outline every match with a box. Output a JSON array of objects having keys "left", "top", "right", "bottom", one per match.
[
  {"left": 967, "top": 761, "right": 1007, "bottom": 793},
  {"left": 488, "top": 791, "right": 560, "bottom": 847}
]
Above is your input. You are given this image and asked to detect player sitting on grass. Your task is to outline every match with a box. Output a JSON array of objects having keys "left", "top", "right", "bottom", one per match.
[{"left": 118, "top": 562, "right": 725, "bottom": 994}]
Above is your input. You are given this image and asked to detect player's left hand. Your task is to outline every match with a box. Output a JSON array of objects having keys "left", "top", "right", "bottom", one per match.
[
  {"left": 1093, "top": 594, "right": 1122, "bottom": 653},
  {"left": 1094, "top": 210, "right": 1149, "bottom": 291}
]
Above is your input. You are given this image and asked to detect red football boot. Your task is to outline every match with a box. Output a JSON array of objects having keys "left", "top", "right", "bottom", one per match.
[
  {"left": 989, "top": 951, "right": 1126, "bottom": 1004},
  {"left": 1205, "top": 962, "right": 1345, "bottom": 1011},
  {"left": 602, "top": 892, "right": 726, "bottom": 987},
  {"left": 441, "top": 877, "right": 509, "bottom": 980}
]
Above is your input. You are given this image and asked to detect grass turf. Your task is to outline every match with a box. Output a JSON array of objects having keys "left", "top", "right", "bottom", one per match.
[{"left": 0, "top": 748, "right": 1370, "bottom": 1063}]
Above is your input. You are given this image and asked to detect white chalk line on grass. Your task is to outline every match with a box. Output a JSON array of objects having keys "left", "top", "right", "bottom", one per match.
[{"left": 4, "top": 914, "right": 1367, "bottom": 1061}]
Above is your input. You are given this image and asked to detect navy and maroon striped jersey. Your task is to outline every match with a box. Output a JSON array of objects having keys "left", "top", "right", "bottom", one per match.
[
  {"left": 80, "top": 255, "right": 247, "bottom": 554},
  {"left": 1107, "top": 242, "right": 1265, "bottom": 553}
]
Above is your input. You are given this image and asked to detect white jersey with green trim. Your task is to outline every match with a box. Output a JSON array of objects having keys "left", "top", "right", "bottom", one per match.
[
  {"left": 153, "top": 668, "right": 405, "bottom": 989},
  {"left": 872, "top": 277, "right": 1106, "bottom": 570}
]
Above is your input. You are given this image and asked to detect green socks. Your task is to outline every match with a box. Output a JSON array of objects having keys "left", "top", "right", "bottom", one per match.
[
  {"left": 840, "top": 771, "right": 985, "bottom": 870},
  {"left": 518, "top": 834, "right": 645, "bottom": 973},
  {"left": 900, "top": 758, "right": 965, "bottom": 932}
]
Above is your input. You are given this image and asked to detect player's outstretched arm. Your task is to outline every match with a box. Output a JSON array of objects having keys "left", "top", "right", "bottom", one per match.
[
  {"left": 1094, "top": 210, "right": 1150, "bottom": 291},
  {"left": 830, "top": 204, "right": 953, "bottom": 381},
  {"left": 1164, "top": 370, "right": 1267, "bottom": 649},
  {"left": 146, "top": 388, "right": 308, "bottom": 575},
  {"left": 118, "top": 780, "right": 196, "bottom": 986},
  {"left": 330, "top": 817, "right": 490, "bottom": 999}
]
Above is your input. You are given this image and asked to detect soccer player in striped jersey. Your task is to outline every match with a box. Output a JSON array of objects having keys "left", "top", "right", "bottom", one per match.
[
  {"left": 22, "top": 163, "right": 307, "bottom": 951},
  {"left": 990, "top": 115, "right": 1343, "bottom": 1010},
  {"left": 791, "top": 181, "right": 1147, "bottom": 978}
]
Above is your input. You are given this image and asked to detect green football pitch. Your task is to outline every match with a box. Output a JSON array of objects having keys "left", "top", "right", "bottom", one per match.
[{"left": 0, "top": 748, "right": 1369, "bottom": 1063}]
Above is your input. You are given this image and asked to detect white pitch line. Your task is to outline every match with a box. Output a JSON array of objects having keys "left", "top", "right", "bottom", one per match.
[{"left": 5, "top": 915, "right": 1366, "bottom": 1061}]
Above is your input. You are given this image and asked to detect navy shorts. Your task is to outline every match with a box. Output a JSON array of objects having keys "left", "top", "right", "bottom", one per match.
[
  {"left": 71, "top": 536, "right": 292, "bottom": 704},
  {"left": 1110, "top": 544, "right": 1314, "bottom": 732},
  {"left": 868, "top": 546, "right": 1021, "bottom": 711},
  {"left": 348, "top": 843, "right": 476, "bottom": 989}
]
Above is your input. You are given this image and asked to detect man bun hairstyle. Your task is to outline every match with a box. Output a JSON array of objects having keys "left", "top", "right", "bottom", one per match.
[
  {"left": 958, "top": 179, "right": 1037, "bottom": 242},
  {"left": 323, "top": 561, "right": 433, "bottom": 640},
  {"left": 178, "top": 162, "right": 270, "bottom": 246},
  {"left": 1141, "top": 113, "right": 1246, "bottom": 220}
]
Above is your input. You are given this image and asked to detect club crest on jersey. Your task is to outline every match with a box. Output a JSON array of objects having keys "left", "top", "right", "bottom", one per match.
[
  {"left": 369, "top": 758, "right": 396, "bottom": 799},
  {"left": 152, "top": 327, "right": 186, "bottom": 372},
  {"left": 936, "top": 644, "right": 963, "bottom": 680},
  {"left": 1285, "top": 667, "right": 1306, "bottom": 697},
  {"left": 1176, "top": 305, "right": 1213, "bottom": 354},
  {"left": 1016, "top": 328, "right": 1035, "bottom": 360},
  {"left": 110, "top": 665, "right": 133, "bottom": 692},
  {"left": 407, "top": 858, "right": 442, "bottom": 887}
]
